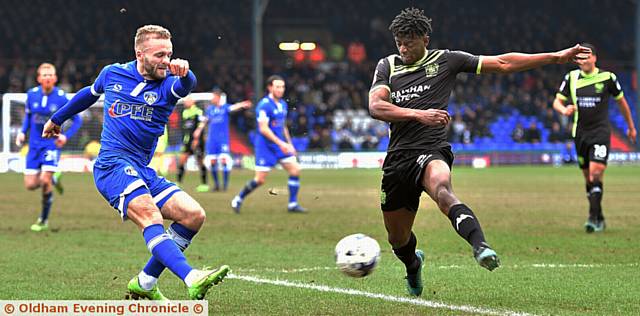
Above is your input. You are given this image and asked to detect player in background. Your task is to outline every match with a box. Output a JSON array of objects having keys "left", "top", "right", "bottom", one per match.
[
  {"left": 176, "top": 97, "right": 209, "bottom": 192},
  {"left": 368, "top": 7, "right": 590, "bottom": 296},
  {"left": 552, "top": 43, "right": 636, "bottom": 233},
  {"left": 150, "top": 126, "right": 169, "bottom": 177},
  {"left": 15, "top": 63, "right": 82, "bottom": 232},
  {"left": 194, "top": 88, "right": 251, "bottom": 192},
  {"left": 42, "top": 25, "right": 229, "bottom": 300},
  {"left": 231, "top": 75, "right": 306, "bottom": 213}
]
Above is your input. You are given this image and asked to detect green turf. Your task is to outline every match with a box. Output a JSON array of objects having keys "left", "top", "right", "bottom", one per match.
[{"left": 1, "top": 166, "right": 639, "bottom": 315}]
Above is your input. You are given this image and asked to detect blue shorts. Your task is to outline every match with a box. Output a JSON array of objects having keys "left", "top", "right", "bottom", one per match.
[
  {"left": 93, "top": 152, "right": 181, "bottom": 220},
  {"left": 25, "top": 145, "right": 59, "bottom": 174},
  {"left": 254, "top": 144, "right": 296, "bottom": 172},
  {"left": 207, "top": 140, "right": 230, "bottom": 156}
]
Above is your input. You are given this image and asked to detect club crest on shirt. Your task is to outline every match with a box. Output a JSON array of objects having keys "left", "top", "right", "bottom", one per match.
[
  {"left": 144, "top": 91, "right": 158, "bottom": 105},
  {"left": 425, "top": 63, "right": 439, "bottom": 77},
  {"left": 595, "top": 82, "right": 604, "bottom": 94}
]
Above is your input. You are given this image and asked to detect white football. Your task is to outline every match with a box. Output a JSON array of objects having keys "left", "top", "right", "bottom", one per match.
[{"left": 335, "top": 233, "right": 381, "bottom": 277}]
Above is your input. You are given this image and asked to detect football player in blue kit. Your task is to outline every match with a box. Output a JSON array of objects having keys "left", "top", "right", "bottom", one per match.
[
  {"left": 42, "top": 25, "right": 229, "bottom": 300},
  {"left": 15, "top": 63, "right": 82, "bottom": 232},
  {"left": 231, "top": 75, "right": 306, "bottom": 213},
  {"left": 195, "top": 88, "right": 252, "bottom": 191}
]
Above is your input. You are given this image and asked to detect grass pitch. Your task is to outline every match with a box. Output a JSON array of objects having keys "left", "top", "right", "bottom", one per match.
[{"left": 1, "top": 165, "right": 639, "bottom": 315}]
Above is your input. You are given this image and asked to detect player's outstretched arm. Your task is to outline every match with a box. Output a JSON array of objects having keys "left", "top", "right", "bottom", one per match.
[
  {"left": 43, "top": 86, "right": 99, "bottom": 138},
  {"left": 229, "top": 100, "right": 252, "bottom": 112},
  {"left": 480, "top": 44, "right": 591, "bottom": 74},
  {"left": 616, "top": 97, "right": 637, "bottom": 143},
  {"left": 368, "top": 87, "right": 449, "bottom": 126}
]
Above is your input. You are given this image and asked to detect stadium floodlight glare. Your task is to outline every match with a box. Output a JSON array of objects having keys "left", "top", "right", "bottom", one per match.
[
  {"left": 279, "top": 42, "right": 300, "bottom": 51},
  {"left": 300, "top": 42, "right": 316, "bottom": 51}
]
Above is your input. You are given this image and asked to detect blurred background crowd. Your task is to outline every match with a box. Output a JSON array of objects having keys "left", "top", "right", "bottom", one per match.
[{"left": 1, "top": 0, "right": 636, "bottom": 155}]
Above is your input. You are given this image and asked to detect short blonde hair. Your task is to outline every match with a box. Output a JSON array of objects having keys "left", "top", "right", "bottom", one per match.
[
  {"left": 134, "top": 25, "right": 171, "bottom": 50},
  {"left": 37, "top": 63, "right": 56, "bottom": 76}
]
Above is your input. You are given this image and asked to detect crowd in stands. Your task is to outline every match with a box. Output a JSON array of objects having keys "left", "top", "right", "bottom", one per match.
[{"left": 1, "top": 0, "right": 636, "bottom": 153}]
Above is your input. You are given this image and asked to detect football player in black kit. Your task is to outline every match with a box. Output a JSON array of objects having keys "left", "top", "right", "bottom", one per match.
[
  {"left": 368, "top": 7, "right": 591, "bottom": 296},
  {"left": 552, "top": 43, "right": 636, "bottom": 233}
]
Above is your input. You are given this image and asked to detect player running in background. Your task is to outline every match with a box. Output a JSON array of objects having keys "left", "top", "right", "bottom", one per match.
[
  {"left": 195, "top": 88, "right": 252, "bottom": 192},
  {"left": 43, "top": 25, "right": 229, "bottom": 300},
  {"left": 368, "top": 7, "right": 590, "bottom": 296},
  {"left": 176, "top": 97, "right": 209, "bottom": 192},
  {"left": 15, "top": 63, "right": 82, "bottom": 232},
  {"left": 231, "top": 75, "right": 306, "bottom": 213},
  {"left": 552, "top": 43, "right": 636, "bottom": 233}
]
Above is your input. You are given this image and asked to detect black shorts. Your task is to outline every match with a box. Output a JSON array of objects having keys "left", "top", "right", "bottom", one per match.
[
  {"left": 181, "top": 136, "right": 205, "bottom": 156},
  {"left": 380, "top": 146, "right": 454, "bottom": 212},
  {"left": 574, "top": 131, "right": 609, "bottom": 169}
]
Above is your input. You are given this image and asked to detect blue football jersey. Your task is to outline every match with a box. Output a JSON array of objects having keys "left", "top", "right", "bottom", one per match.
[
  {"left": 23, "top": 86, "right": 70, "bottom": 147},
  {"left": 92, "top": 61, "right": 193, "bottom": 164},
  {"left": 206, "top": 103, "right": 231, "bottom": 143},
  {"left": 255, "top": 96, "right": 288, "bottom": 149}
]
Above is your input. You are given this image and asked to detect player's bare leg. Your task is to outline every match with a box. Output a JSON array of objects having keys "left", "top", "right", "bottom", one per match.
[
  {"left": 422, "top": 160, "right": 499, "bottom": 271},
  {"left": 24, "top": 174, "right": 41, "bottom": 190},
  {"left": 383, "top": 208, "right": 423, "bottom": 296},
  {"left": 583, "top": 162, "right": 607, "bottom": 232},
  {"left": 282, "top": 161, "right": 305, "bottom": 213}
]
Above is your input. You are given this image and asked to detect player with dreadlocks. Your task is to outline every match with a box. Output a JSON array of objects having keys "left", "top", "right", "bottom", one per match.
[{"left": 369, "top": 7, "right": 590, "bottom": 296}]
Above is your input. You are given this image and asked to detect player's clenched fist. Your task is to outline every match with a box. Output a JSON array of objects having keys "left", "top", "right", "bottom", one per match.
[
  {"left": 414, "top": 108, "right": 450, "bottom": 127},
  {"left": 169, "top": 59, "right": 189, "bottom": 77},
  {"left": 42, "top": 120, "right": 62, "bottom": 138}
]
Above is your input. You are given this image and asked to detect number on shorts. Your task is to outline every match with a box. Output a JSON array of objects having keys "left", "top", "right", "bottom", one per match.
[
  {"left": 45, "top": 150, "right": 58, "bottom": 162},
  {"left": 593, "top": 144, "right": 607, "bottom": 159}
]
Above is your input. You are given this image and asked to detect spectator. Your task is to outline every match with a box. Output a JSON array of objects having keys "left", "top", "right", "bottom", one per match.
[
  {"left": 512, "top": 123, "right": 525, "bottom": 143},
  {"left": 548, "top": 122, "right": 567, "bottom": 143},
  {"left": 524, "top": 122, "right": 542, "bottom": 143}
]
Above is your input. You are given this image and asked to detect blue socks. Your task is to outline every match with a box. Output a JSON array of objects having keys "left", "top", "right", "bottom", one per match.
[
  {"left": 288, "top": 176, "right": 300, "bottom": 204},
  {"left": 143, "top": 222, "right": 197, "bottom": 278},
  {"left": 239, "top": 179, "right": 259, "bottom": 199},
  {"left": 40, "top": 192, "right": 53, "bottom": 223},
  {"left": 211, "top": 162, "right": 219, "bottom": 190},
  {"left": 142, "top": 224, "right": 193, "bottom": 281},
  {"left": 223, "top": 169, "right": 230, "bottom": 191}
]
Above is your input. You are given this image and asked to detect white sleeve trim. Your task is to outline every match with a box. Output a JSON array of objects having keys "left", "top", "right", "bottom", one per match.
[
  {"left": 171, "top": 80, "right": 186, "bottom": 99},
  {"left": 90, "top": 84, "right": 102, "bottom": 96},
  {"left": 257, "top": 110, "right": 270, "bottom": 123}
]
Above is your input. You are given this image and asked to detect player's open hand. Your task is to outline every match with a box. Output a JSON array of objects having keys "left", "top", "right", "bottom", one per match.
[
  {"left": 42, "top": 120, "right": 61, "bottom": 138},
  {"left": 555, "top": 44, "right": 592, "bottom": 64},
  {"left": 562, "top": 104, "right": 576, "bottom": 116},
  {"left": 414, "top": 109, "right": 450, "bottom": 127},
  {"left": 279, "top": 142, "right": 296, "bottom": 155},
  {"left": 55, "top": 134, "right": 67, "bottom": 148},
  {"left": 628, "top": 127, "right": 637, "bottom": 144},
  {"left": 169, "top": 59, "right": 190, "bottom": 77},
  {"left": 15, "top": 132, "right": 25, "bottom": 147}
]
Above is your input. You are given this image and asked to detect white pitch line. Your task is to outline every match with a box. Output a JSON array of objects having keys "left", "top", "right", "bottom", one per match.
[
  {"left": 236, "top": 267, "right": 335, "bottom": 273},
  {"left": 436, "top": 263, "right": 640, "bottom": 269},
  {"left": 228, "top": 274, "right": 534, "bottom": 316}
]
